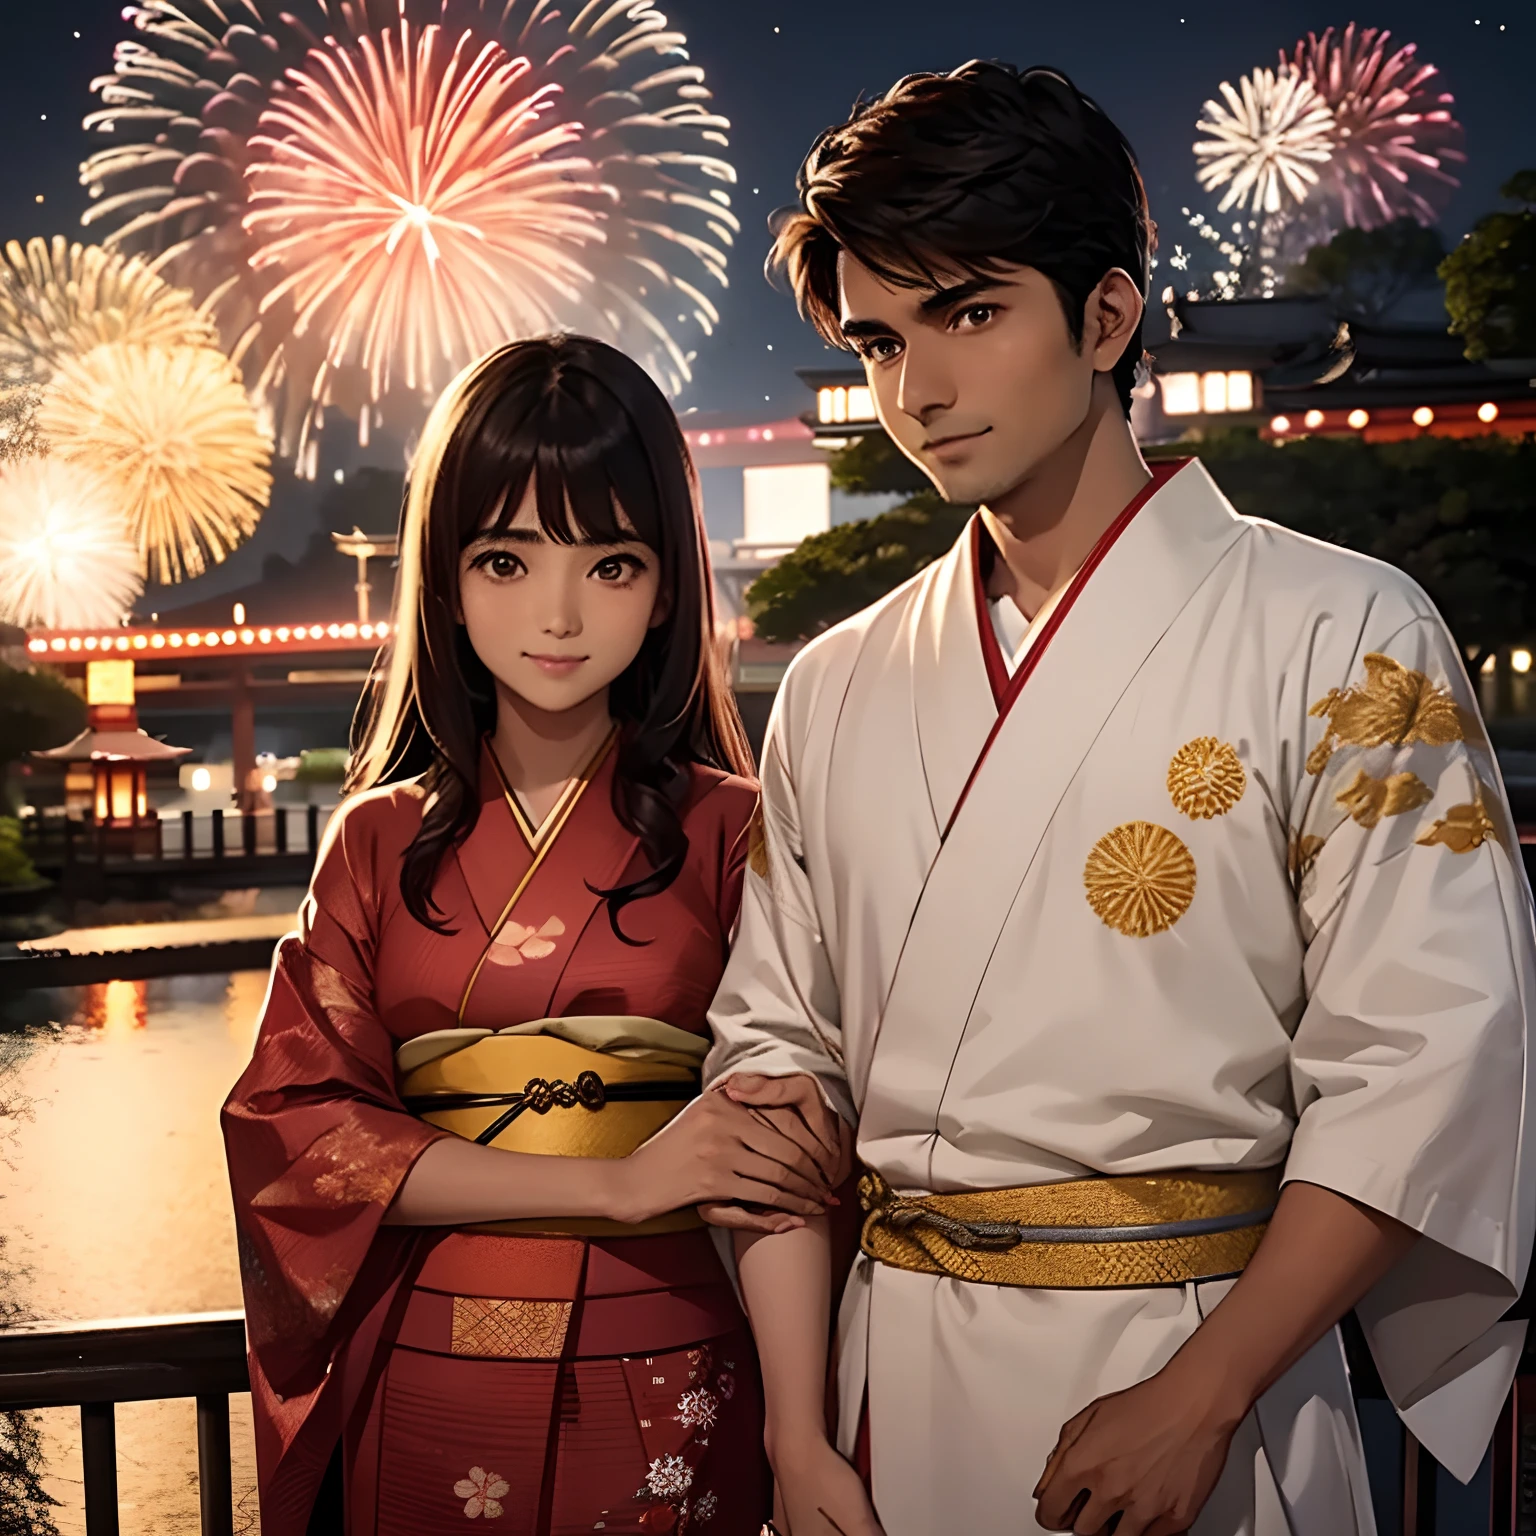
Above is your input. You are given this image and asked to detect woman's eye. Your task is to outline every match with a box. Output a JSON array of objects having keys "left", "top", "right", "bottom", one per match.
[
  {"left": 473, "top": 551, "right": 523, "bottom": 579},
  {"left": 592, "top": 556, "right": 639, "bottom": 583}
]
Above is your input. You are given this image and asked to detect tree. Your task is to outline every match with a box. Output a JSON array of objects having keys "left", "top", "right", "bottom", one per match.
[
  {"left": 0, "top": 664, "right": 84, "bottom": 770},
  {"left": 1441, "top": 170, "right": 1536, "bottom": 360},
  {"left": 1285, "top": 219, "right": 1446, "bottom": 317},
  {"left": 826, "top": 430, "right": 929, "bottom": 496},
  {"left": 746, "top": 493, "right": 970, "bottom": 644}
]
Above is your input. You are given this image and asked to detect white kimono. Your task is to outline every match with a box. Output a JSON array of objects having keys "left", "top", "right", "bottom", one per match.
[{"left": 706, "top": 457, "right": 1536, "bottom": 1534}]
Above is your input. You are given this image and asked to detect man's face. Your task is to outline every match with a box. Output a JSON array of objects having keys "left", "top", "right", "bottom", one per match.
[{"left": 838, "top": 254, "right": 1105, "bottom": 507}]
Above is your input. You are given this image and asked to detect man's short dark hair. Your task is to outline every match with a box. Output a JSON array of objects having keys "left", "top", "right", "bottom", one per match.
[{"left": 770, "top": 61, "right": 1154, "bottom": 415}]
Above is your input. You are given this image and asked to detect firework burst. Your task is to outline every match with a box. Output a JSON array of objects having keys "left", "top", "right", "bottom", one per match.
[
  {"left": 1285, "top": 25, "right": 1465, "bottom": 229},
  {"left": 0, "top": 457, "right": 143, "bottom": 629},
  {"left": 243, "top": 21, "right": 604, "bottom": 448},
  {"left": 0, "top": 236, "right": 217, "bottom": 389},
  {"left": 83, "top": 0, "right": 737, "bottom": 460},
  {"left": 1194, "top": 68, "right": 1335, "bottom": 215},
  {"left": 41, "top": 344, "right": 273, "bottom": 586}
]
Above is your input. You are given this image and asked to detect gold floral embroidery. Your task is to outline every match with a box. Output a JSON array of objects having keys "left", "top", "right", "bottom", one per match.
[
  {"left": 1167, "top": 737, "right": 1247, "bottom": 819},
  {"left": 454, "top": 1466, "right": 510, "bottom": 1519},
  {"left": 1417, "top": 784, "right": 1500, "bottom": 854},
  {"left": 1288, "top": 831, "right": 1325, "bottom": 880},
  {"left": 747, "top": 805, "right": 769, "bottom": 879},
  {"left": 1083, "top": 822, "right": 1197, "bottom": 937},
  {"left": 486, "top": 914, "right": 565, "bottom": 968},
  {"left": 451, "top": 1296, "right": 572, "bottom": 1359},
  {"left": 1306, "top": 652, "right": 1464, "bottom": 775},
  {"left": 1334, "top": 768, "right": 1434, "bottom": 829}
]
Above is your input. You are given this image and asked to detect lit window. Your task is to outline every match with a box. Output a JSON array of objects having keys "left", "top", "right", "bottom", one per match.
[
  {"left": 832, "top": 387, "right": 848, "bottom": 424},
  {"left": 1225, "top": 371, "right": 1254, "bottom": 411},
  {"left": 1412, "top": 406, "right": 1434, "bottom": 428},
  {"left": 1270, "top": 416, "right": 1291, "bottom": 434},
  {"left": 1201, "top": 372, "right": 1228, "bottom": 413},
  {"left": 1159, "top": 373, "right": 1202, "bottom": 415},
  {"left": 848, "top": 385, "right": 874, "bottom": 421},
  {"left": 1478, "top": 402, "right": 1499, "bottom": 424},
  {"left": 816, "top": 388, "right": 835, "bottom": 424},
  {"left": 1347, "top": 409, "right": 1369, "bottom": 430},
  {"left": 1303, "top": 410, "right": 1324, "bottom": 430}
]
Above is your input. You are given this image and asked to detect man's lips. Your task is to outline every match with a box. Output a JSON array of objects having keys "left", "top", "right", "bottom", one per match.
[{"left": 922, "top": 426, "right": 992, "bottom": 453}]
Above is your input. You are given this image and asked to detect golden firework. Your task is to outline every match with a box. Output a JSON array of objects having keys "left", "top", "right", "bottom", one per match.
[
  {"left": 1167, "top": 737, "right": 1247, "bottom": 819},
  {"left": 42, "top": 344, "right": 273, "bottom": 586},
  {"left": 1084, "top": 822, "right": 1197, "bottom": 938},
  {"left": 0, "top": 456, "right": 143, "bottom": 629},
  {"left": 0, "top": 236, "right": 217, "bottom": 387}
]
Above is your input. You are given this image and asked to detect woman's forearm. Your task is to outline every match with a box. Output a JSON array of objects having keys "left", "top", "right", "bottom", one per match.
[
  {"left": 735, "top": 1218, "right": 835, "bottom": 1460},
  {"left": 382, "top": 1135, "right": 629, "bottom": 1225}
]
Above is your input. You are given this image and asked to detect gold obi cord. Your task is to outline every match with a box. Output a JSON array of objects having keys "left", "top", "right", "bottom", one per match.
[{"left": 858, "top": 1167, "right": 1282, "bottom": 1288}]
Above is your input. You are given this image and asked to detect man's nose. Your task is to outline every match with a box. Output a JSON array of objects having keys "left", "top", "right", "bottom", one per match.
[{"left": 896, "top": 343, "right": 957, "bottom": 426}]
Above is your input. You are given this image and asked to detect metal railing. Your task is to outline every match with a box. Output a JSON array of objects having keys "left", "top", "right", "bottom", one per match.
[{"left": 0, "top": 1311, "right": 247, "bottom": 1536}]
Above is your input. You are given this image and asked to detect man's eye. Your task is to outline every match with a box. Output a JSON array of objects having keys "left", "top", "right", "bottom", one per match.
[
  {"left": 863, "top": 338, "right": 900, "bottom": 362},
  {"left": 955, "top": 304, "right": 996, "bottom": 329}
]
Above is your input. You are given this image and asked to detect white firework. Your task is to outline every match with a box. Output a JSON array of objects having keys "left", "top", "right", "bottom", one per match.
[
  {"left": 1194, "top": 67, "right": 1336, "bottom": 214},
  {"left": 645, "top": 1454, "right": 694, "bottom": 1501},
  {"left": 0, "top": 457, "right": 142, "bottom": 629}
]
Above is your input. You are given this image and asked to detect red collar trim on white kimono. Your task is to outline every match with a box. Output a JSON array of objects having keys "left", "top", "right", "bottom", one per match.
[{"left": 952, "top": 456, "right": 1190, "bottom": 836}]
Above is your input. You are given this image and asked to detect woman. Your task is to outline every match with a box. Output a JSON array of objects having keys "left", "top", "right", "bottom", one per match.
[{"left": 222, "top": 337, "right": 837, "bottom": 1536}]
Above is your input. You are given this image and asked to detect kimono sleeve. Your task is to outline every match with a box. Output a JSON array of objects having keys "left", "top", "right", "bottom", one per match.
[
  {"left": 220, "top": 789, "right": 448, "bottom": 1398},
  {"left": 1283, "top": 608, "right": 1536, "bottom": 1478},
  {"left": 704, "top": 693, "right": 855, "bottom": 1124}
]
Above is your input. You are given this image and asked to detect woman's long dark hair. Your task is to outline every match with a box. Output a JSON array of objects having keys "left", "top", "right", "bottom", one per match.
[{"left": 346, "top": 336, "right": 753, "bottom": 938}]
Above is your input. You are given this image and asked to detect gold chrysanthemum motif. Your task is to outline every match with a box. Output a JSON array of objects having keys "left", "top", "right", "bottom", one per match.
[
  {"left": 1307, "top": 652, "right": 1464, "bottom": 775},
  {"left": 1167, "top": 737, "right": 1247, "bottom": 819},
  {"left": 1083, "top": 822, "right": 1197, "bottom": 937}
]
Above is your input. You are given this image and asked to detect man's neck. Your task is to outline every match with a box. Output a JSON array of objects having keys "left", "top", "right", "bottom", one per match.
[{"left": 981, "top": 383, "right": 1151, "bottom": 620}]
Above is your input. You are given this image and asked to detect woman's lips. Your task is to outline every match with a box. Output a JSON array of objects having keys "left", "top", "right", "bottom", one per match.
[{"left": 525, "top": 653, "right": 587, "bottom": 675}]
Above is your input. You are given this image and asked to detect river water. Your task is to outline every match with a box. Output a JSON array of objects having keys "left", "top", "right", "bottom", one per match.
[{"left": 2, "top": 970, "right": 270, "bottom": 1534}]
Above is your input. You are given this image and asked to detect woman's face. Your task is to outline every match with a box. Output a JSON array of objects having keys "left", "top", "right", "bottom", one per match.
[{"left": 458, "top": 479, "right": 664, "bottom": 716}]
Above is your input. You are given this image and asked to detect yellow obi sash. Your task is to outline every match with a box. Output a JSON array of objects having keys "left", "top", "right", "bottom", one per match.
[
  {"left": 398, "top": 1016, "right": 707, "bottom": 1238},
  {"left": 859, "top": 1166, "right": 1282, "bottom": 1288}
]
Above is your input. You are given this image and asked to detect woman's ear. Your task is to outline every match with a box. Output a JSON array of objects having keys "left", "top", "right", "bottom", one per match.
[{"left": 648, "top": 587, "right": 672, "bottom": 629}]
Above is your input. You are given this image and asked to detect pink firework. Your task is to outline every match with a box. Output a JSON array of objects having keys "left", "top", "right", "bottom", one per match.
[
  {"left": 1285, "top": 24, "right": 1465, "bottom": 229},
  {"left": 244, "top": 21, "right": 604, "bottom": 450}
]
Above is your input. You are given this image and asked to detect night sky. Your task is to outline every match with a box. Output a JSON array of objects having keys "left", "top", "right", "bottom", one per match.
[{"left": 1, "top": 1, "right": 1532, "bottom": 584}]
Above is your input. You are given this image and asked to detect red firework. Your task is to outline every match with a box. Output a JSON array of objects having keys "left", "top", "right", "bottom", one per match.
[{"left": 1285, "top": 23, "right": 1466, "bottom": 229}]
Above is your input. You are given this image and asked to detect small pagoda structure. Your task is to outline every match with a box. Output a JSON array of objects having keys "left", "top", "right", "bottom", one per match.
[{"left": 34, "top": 658, "right": 189, "bottom": 856}]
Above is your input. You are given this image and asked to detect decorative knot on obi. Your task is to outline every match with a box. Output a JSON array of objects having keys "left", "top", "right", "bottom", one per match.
[{"left": 857, "top": 1166, "right": 1282, "bottom": 1288}]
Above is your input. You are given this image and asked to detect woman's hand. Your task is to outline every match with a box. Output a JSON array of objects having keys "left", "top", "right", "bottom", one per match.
[
  {"left": 770, "top": 1434, "right": 884, "bottom": 1536},
  {"left": 699, "top": 1073, "right": 854, "bottom": 1235},
  {"left": 613, "top": 1088, "right": 834, "bottom": 1228}
]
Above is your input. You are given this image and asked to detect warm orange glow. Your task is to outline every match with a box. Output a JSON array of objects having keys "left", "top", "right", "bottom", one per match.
[
  {"left": 1412, "top": 406, "right": 1434, "bottom": 427},
  {"left": 86, "top": 657, "right": 135, "bottom": 706},
  {"left": 110, "top": 769, "right": 133, "bottom": 821},
  {"left": 1347, "top": 408, "right": 1370, "bottom": 429},
  {"left": 1303, "top": 409, "right": 1324, "bottom": 429},
  {"left": 1478, "top": 402, "right": 1499, "bottom": 424},
  {"left": 1270, "top": 415, "right": 1291, "bottom": 433}
]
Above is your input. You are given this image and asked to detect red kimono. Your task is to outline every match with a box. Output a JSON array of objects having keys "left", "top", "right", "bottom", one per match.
[{"left": 222, "top": 738, "right": 767, "bottom": 1535}]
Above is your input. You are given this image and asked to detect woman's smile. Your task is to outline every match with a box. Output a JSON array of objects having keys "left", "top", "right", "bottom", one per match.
[{"left": 524, "top": 651, "right": 588, "bottom": 675}]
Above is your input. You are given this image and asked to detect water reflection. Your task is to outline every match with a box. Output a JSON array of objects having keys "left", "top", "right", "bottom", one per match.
[{"left": 2, "top": 971, "right": 269, "bottom": 1534}]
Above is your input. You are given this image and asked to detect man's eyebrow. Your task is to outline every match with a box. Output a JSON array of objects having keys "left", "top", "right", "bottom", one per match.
[
  {"left": 918, "top": 275, "right": 1007, "bottom": 315},
  {"left": 840, "top": 317, "right": 898, "bottom": 341}
]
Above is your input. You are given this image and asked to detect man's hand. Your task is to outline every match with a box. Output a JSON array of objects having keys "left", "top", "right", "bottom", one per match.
[
  {"left": 1033, "top": 1360, "right": 1243, "bottom": 1536},
  {"left": 771, "top": 1434, "right": 884, "bottom": 1536},
  {"left": 699, "top": 1073, "right": 853, "bottom": 1234}
]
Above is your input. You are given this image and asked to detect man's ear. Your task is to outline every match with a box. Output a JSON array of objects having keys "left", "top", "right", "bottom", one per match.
[{"left": 1089, "top": 268, "right": 1144, "bottom": 373}]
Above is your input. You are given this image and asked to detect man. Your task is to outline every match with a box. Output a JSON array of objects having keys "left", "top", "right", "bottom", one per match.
[{"left": 702, "top": 61, "right": 1536, "bottom": 1536}]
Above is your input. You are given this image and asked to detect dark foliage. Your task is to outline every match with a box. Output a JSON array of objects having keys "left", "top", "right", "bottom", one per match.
[
  {"left": 1285, "top": 220, "right": 1446, "bottom": 318},
  {"left": 0, "top": 666, "right": 84, "bottom": 769},
  {"left": 1441, "top": 170, "right": 1536, "bottom": 360}
]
